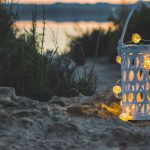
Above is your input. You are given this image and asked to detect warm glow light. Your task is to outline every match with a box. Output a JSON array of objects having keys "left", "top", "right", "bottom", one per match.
[
  {"left": 113, "top": 85, "right": 121, "bottom": 95},
  {"left": 144, "top": 56, "right": 150, "bottom": 70},
  {"left": 129, "top": 71, "right": 134, "bottom": 81},
  {"left": 120, "top": 101, "right": 122, "bottom": 106},
  {"left": 116, "top": 56, "right": 121, "bottom": 64},
  {"left": 101, "top": 103, "right": 121, "bottom": 116},
  {"left": 128, "top": 93, "right": 134, "bottom": 102},
  {"left": 119, "top": 111, "right": 134, "bottom": 121},
  {"left": 119, "top": 104, "right": 135, "bottom": 121},
  {"left": 123, "top": 94, "right": 126, "bottom": 102},
  {"left": 132, "top": 33, "right": 141, "bottom": 44},
  {"left": 119, "top": 113, "right": 129, "bottom": 121},
  {"left": 137, "top": 93, "right": 144, "bottom": 102}
]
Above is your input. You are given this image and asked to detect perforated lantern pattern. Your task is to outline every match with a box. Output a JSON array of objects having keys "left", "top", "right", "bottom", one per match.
[
  {"left": 117, "top": 1, "right": 150, "bottom": 120},
  {"left": 121, "top": 51, "right": 150, "bottom": 120}
]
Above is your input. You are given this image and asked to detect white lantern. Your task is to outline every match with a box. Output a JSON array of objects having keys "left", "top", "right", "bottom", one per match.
[{"left": 116, "top": 1, "right": 150, "bottom": 121}]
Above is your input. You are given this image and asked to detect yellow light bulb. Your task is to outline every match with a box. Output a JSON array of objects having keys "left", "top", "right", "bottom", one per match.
[
  {"left": 113, "top": 86, "right": 121, "bottom": 95},
  {"left": 116, "top": 56, "right": 121, "bottom": 64},
  {"left": 119, "top": 113, "right": 134, "bottom": 121},
  {"left": 132, "top": 33, "right": 141, "bottom": 44},
  {"left": 119, "top": 113, "right": 129, "bottom": 122}
]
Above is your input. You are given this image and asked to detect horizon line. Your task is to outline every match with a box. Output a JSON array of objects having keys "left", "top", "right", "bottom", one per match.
[{"left": 9, "top": 1, "right": 135, "bottom": 5}]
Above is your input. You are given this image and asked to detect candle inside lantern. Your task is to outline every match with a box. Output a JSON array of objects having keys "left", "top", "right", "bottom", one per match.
[{"left": 144, "top": 56, "right": 150, "bottom": 70}]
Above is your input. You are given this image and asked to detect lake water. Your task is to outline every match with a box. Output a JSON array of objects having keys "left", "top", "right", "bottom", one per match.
[{"left": 16, "top": 21, "right": 114, "bottom": 53}]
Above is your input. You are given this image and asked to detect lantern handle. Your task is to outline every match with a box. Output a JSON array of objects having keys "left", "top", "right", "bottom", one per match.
[{"left": 118, "top": 0, "right": 150, "bottom": 52}]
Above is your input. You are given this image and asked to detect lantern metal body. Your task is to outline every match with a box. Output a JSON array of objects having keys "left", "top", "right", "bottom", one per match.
[
  {"left": 121, "top": 46, "right": 150, "bottom": 120},
  {"left": 117, "top": 1, "right": 150, "bottom": 120}
]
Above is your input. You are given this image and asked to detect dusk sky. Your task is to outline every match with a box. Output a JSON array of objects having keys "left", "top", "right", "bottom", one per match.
[{"left": 16, "top": 0, "right": 140, "bottom": 4}]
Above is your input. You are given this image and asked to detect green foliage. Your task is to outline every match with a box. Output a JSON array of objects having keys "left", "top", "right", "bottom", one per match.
[{"left": 0, "top": 2, "right": 97, "bottom": 100}]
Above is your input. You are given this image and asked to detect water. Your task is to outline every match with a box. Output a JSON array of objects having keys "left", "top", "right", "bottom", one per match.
[{"left": 16, "top": 21, "right": 114, "bottom": 53}]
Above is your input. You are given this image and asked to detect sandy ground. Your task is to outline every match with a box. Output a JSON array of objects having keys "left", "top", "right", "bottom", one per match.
[{"left": 1, "top": 87, "right": 150, "bottom": 150}]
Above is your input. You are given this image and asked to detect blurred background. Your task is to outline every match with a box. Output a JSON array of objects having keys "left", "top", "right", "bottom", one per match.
[
  {"left": 15, "top": 0, "right": 141, "bottom": 52},
  {"left": 0, "top": 0, "right": 150, "bottom": 100}
]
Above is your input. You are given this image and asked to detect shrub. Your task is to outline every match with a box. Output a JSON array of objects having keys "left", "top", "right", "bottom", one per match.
[
  {"left": 68, "top": 28, "right": 118, "bottom": 64},
  {"left": 0, "top": 2, "right": 97, "bottom": 100}
]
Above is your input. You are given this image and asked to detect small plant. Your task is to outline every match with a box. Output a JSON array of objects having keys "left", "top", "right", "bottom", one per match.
[{"left": 74, "top": 67, "right": 97, "bottom": 96}]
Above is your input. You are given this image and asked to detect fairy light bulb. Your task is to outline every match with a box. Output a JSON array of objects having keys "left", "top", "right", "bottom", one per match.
[
  {"left": 132, "top": 33, "right": 141, "bottom": 44},
  {"left": 116, "top": 56, "right": 122, "bottom": 64},
  {"left": 113, "top": 86, "right": 121, "bottom": 95},
  {"left": 119, "top": 113, "right": 129, "bottom": 122}
]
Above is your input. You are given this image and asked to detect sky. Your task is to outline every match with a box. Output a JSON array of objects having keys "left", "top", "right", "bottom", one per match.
[{"left": 16, "top": 0, "right": 139, "bottom": 4}]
